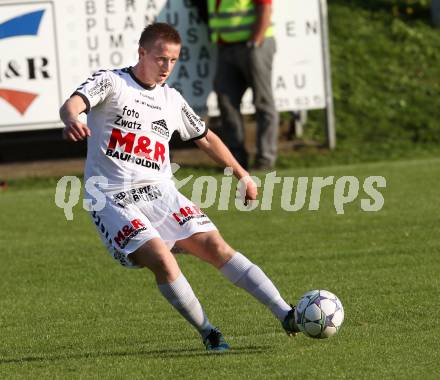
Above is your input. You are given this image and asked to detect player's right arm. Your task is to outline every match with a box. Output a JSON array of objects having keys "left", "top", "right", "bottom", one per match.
[{"left": 59, "top": 95, "right": 91, "bottom": 142}]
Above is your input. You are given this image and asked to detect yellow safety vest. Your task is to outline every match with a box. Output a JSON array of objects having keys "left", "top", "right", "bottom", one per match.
[{"left": 208, "top": 0, "right": 274, "bottom": 43}]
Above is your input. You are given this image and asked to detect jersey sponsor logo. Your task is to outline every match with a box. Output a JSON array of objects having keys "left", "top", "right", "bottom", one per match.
[
  {"left": 171, "top": 205, "right": 209, "bottom": 227},
  {"left": 106, "top": 128, "right": 166, "bottom": 171},
  {"left": 113, "top": 185, "right": 162, "bottom": 207},
  {"left": 76, "top": 70, "right": 106, "bottom": 91},
  {"left": 114, "top": 219, "right": 147, "bottom": 249},
  {"left": 134, "top": 98, "right": 162, "bottom": 110},
  {"left": 146, "top": 103, "right": 161, "bottom": 110},
  {"left": 87, "top": 78, "right": 112, "bottom": 97},
  {"left": 151, "top": 119, "right": 169, "bottom": 139},
  {"left": 114, "top": 114, "right": 141, "bottom": 130},
  {"left": 182, "top": 104, "right": 204, "bottom": 133},
  {"left": 114, "top": 105, "right": 142, "bottom": 130}
]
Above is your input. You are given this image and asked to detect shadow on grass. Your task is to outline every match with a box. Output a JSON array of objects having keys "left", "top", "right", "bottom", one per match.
[{"left": 0, "top": 345, "right": 270, "bottom": 365}]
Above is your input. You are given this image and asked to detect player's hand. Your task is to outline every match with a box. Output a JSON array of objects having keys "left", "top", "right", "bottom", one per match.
[
  {"left": 243, "top": 176, "right": 258, "bottom": 206},
  {"left": 62, "top": 120, "right": 91, "bottom": 142}
]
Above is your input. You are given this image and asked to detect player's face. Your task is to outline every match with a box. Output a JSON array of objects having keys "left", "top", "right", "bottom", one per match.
[{"left": 138, "top": 39, "right": 180, "bottom": 85}]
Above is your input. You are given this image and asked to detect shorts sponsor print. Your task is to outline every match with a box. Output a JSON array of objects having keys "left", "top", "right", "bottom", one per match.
[
  {"left": 171, "top": 204, "right": 210, "bottom": 226},
  {"left": 89, "top": 182, "right": 217, "bottom": 268},
  {"left": 90, "top": 210, "right": 140, "bottom": 268},
  {"left": 113, "top": 184, "right": 162, "bottom": 208},
  {"left": 113, "top": 219, "right": 147, "bottom": 249}
]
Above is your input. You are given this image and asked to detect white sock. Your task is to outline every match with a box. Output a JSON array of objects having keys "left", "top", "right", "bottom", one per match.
[
  {"left": 158, "top": 273, "right": 214, "bottom": 339},
  {"left": 220, "top": 252, "right": 291, "bottom": 321}
]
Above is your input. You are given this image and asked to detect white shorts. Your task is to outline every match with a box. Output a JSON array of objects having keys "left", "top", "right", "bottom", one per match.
[{"left": 88, "top": 180, "right": 217, "bottom": 268}]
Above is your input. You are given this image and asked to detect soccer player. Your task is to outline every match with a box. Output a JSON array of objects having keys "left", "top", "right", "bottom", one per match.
[{"left": 59, "top": 23, "right": 298, "bottom": 351}]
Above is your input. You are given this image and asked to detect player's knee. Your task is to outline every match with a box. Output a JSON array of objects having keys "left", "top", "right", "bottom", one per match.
[
  {"left": 154, "top": 253, "right": 174, "bottom": 271},
  {"left": 130, "top": 246, "right": 178, "bottom": 277},
  {"left": 149, "top": 253, "right": 180, "bottom": 282},
  {"left": 206, "top": 237, "right": 234, "bottom": 264}
]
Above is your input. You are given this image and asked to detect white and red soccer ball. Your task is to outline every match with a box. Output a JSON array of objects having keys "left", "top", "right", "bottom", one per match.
[{"left": 295, "top": 289, "right": 344, "bottom": 339}]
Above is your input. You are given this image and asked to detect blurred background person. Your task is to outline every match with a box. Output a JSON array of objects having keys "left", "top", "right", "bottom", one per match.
[{"left": 207, "top": 0, "right": 278, "bottom": 170}]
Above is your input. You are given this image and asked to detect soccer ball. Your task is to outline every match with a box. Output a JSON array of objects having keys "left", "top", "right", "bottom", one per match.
[{"left": 295, "top": 289, "right": 344, "bottom": 339}]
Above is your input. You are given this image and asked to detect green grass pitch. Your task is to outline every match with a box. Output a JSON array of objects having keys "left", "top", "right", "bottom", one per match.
[{"left": 1, "top": 158, "right": 439, "bottom": 379}]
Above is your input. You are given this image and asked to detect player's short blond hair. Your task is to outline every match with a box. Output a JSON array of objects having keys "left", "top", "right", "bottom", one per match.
[{"left": 139, "top": 23, "right": 182, "bottom": 51}]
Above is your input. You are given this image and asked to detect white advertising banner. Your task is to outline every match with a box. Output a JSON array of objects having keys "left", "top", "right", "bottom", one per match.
[{"left": 0, "top": 0, "right": 328, "bottom": 132}]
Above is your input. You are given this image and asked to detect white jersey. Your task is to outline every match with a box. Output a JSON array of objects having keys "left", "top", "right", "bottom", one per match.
[{"left": 73, "top": 67, "right": 207, "bottom": 191}]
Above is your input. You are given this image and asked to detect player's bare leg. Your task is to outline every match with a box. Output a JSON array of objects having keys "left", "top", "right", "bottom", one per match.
[
  {"left": 130, "top": 238, "right": 180, "bottom": 283},
  {"left": 175, "top": 231, "right": 235, "bottom": 268},
  {"left": 129, "top": 238, "right": 229, "bottom": 350},
  {"left": 176, "top": 231, "right": 300, "bottom": 335}
]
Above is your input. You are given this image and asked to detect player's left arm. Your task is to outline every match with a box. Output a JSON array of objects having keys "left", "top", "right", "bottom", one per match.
[{"left": 195, "top": 130, "right": 258, "bottom": 202}]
